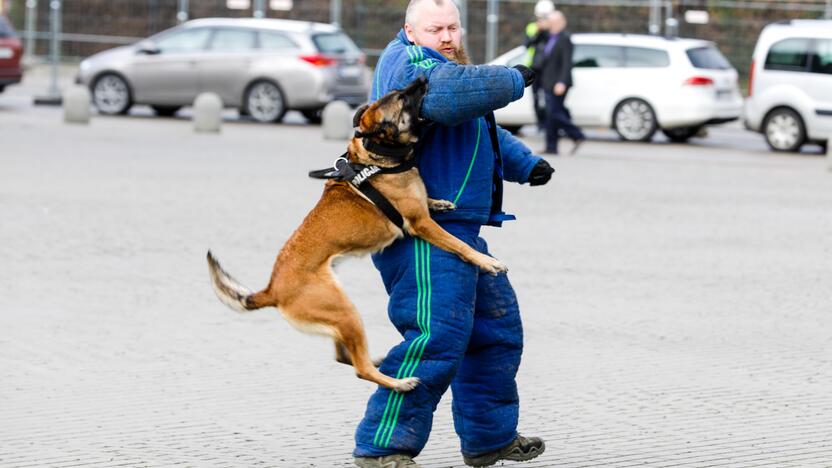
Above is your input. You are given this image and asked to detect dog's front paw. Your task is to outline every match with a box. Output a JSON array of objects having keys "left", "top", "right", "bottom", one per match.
[
  {"left": 428, "top": 199, "right": 456, "bottom": 213},
  {"left": 393, "top": 377, "right": 420, "bottom": 393},
  {"left": 478, "top": 256, "right": 508, "bottom": 276}
]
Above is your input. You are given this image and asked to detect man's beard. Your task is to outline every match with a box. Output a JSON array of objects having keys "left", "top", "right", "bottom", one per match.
[{"left": 437, "top": 42, "right": 471, "bottom": 64}]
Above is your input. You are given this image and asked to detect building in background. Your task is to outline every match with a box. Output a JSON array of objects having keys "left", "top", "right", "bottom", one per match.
[{"left": 4, "top": 0, "right": 831, "bottom": 85}]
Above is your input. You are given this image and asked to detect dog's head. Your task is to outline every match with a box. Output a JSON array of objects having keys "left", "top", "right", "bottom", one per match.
[{"left": 352, "top": 77, "right": 428, "bottom": 155}]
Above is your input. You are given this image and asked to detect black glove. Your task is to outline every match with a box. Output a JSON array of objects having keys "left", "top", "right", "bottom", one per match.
[
  {"left": 528, "top": 159, "right": 554, "bottom": 186},
  {"left": 512, "top": 64, "right": 536, "bottom": 87}
]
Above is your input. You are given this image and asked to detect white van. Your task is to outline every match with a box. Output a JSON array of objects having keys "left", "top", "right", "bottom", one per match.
[
  {"left": 491, "top": 34, "right": 743, "bottom": 143},
  {"left": 743, "top": 20, "right": 832, "bottom": 152}
]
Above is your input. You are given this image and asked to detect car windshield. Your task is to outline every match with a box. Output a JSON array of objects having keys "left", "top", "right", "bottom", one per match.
[
  {"left": 0, "top": 16, "right": 17, "bottom": 38},
  {"left": 686, "top": 46, "right": 732, "bottom": 70},
  {"left": 312, "top": 32, "right": 360, "bottom": 55}
]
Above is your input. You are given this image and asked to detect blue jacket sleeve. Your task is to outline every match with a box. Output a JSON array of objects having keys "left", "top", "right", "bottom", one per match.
[
  {"left": 498, "top": 126, "right": 542, "bottom": 184},
  {"left": 385, "top": 48, "right": 526, "bottom": 127}
]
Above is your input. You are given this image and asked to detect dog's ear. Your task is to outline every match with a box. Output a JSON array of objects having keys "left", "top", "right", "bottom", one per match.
[{"left": 353, "top": 104, "right": 370, "bottom": 128}]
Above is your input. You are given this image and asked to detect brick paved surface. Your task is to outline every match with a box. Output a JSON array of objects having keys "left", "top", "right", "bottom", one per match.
[{"left": 2, "top": 91, "right": 832, "bottom": 467}]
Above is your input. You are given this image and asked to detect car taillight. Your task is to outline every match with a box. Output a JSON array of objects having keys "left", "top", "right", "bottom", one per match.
[
  {"left": 300, "top": 54, "right": 336, "bottom": 67},
  {"left": 683, "top": 76, "right": 715, "bottom": 86},
  {"left": 747, "top": 59, "right": 755, "bottom": 97}
]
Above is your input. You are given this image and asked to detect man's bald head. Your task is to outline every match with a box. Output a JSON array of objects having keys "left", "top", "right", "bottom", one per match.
[
  {"left": 404, "top": 0, "right": 468, "bottom": 63},
  {"left": 547, "top": 10, "right": 567, "bottom": 34}
]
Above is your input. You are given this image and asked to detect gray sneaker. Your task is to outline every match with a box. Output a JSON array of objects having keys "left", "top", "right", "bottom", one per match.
[
  {"left": 462, "top": 435, "right": 546, "bottom": 467},
  {"left": 354, "top": 454, "right": 421, "bottom": 468}
]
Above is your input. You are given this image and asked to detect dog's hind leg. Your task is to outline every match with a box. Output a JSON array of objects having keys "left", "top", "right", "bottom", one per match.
[
  {"left": 282, "top": 286, "right": 418, "bottom": 392},
  {"left": 335, "top": 340, "right": 384, "bottom": 368}
]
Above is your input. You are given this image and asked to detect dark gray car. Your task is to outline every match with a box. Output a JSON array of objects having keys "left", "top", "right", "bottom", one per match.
[{"left": 77, "top": 18, "right": 371, "bottom": 122}]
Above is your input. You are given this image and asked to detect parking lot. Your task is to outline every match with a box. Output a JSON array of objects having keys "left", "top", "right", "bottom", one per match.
[{"left": 2, "top": 66, "right": 832, "bottom": 468}]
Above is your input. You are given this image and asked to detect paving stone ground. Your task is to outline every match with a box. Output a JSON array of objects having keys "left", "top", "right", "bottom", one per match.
[{"left": 1, "top": 82, "right": 832, "bottom": 467}]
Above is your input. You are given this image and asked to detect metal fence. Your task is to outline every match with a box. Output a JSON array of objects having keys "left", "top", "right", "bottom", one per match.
[{"left": 5, "top": 0, "right": 832, "bottom": 83}]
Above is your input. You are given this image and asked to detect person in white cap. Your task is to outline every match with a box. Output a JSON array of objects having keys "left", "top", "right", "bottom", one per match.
[{"left": 524, "top": 0, "right": 556, "bottom": 130}]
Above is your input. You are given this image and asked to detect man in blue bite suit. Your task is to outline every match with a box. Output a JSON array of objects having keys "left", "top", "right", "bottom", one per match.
[{"left": 354, "top": 1, "right": 555, "bottom": 467}]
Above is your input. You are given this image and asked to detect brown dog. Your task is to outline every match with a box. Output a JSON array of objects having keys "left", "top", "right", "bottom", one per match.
[{"left": 207, "top": 78, "right": 507, "bottom": 392}]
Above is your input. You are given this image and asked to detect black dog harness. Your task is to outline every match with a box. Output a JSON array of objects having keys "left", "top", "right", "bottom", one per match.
[{"left": 309, "top": 133, "right": 416, "bottom": 230}]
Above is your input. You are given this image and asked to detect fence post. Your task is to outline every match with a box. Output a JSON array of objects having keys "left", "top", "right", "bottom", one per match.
[
  {"left": 485, "top": 0, "right": 498, "bottom": 62},
  {"left": 34, "top": 0, "right": 62, "bottom": 105},
  {"left": 648, "top": 0, "right": 661, "bottom": 34},
  {"left": 331, "top": 0, "right": 342, "bottom": 27},
  {"left": 253, "top": 0, "right": 265, "bottom": 18},
  {"left": 23, "top": 0, "right": 37, "bottom": 62},
  {"left": 177, "top": 0, "right": 188, "bottom": 23},
  {"left": 459, "top": 0, "right": 468, "bottom": 51}
]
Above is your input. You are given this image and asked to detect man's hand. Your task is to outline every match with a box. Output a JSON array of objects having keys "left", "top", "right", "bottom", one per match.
[
  {"left": 512, "top": 65, "right": 536, "bottom": 87},
  {"left": 528, "top": 159, "right": 554, "bottom": 186},
  {"left": 554, "top": 82, "right": 566, "bottom": 96}
]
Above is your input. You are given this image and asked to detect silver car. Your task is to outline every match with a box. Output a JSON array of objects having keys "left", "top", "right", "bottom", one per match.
[{"left": 77, "top": 18, "right": 371, "bottom": 122}]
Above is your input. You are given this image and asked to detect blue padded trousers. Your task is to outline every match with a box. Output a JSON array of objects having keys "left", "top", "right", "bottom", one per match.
[{"left": 354, "top": 223, "right": 523, "bottom": 458}]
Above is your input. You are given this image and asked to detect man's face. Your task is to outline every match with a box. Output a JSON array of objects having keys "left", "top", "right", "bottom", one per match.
[
  {"left": 404, "top": 1, "right": 464, "bottom": 62},
  {"left": 548, "top": 13, "right": 566, "bottom": 34}
]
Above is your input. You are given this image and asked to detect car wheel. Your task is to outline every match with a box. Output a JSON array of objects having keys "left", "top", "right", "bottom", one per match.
[
  {"left": 763, "top": 108, "right": 805, "bottom": 152},
  {"left": 661, "top": 126, "right": 702, "bottom": 143},
  {"left": 151, "top": 105, "right": 181, "bottom": 117},
  {"left": 301, "top": 108, "right": 323, "bottom": 124},
  {"left": 92, "top": 73, "right": 133, "bottom": 115},
  {"left": 244, "top": 80, "right": 286, "bottom": 123},
  {"left": 613, "top": 98, "right": 657, "bottom": 142}
]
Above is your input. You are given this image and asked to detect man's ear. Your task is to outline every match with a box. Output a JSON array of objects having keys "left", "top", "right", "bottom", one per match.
[
  {"left": 353, "top": 104, "right": 370, "bottom": 128},
  {"left": 404, "top": 23, "right": 416, "bottom": 44}
]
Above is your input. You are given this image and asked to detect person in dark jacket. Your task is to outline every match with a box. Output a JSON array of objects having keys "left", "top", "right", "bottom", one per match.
[
  {"left": 353, "top": 1, "right": 553, "bottom": 467},
  {"left": 523, "top": 1, "right": 555, "bottom": 129},
  {"left": 539, "top": 10, "right": 585, "bottom": 155}
]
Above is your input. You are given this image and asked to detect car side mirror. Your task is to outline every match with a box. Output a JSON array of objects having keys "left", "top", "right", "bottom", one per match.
[{"left": 137, "top": 41, "right": 160, "bottom": 55}]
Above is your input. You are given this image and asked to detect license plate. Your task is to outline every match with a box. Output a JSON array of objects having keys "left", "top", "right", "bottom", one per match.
[
  {"left": 339, "top": 66, "right": 361, "bottom": 79},
  {"left": 0, "top": 47, "right": 13, "bottom": 59},
  {"left": 716, "top": 89, "right": 733, "bottom": 100}
]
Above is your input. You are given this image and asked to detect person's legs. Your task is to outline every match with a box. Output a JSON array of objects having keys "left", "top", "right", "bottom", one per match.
[
  {"left": 560, "top": 89, "right": 585, "bottom": 142},
  {"left": 543, "top": 91, "right": 561, "bottom": 153},
  {"left": 532, "top": 79, "right": 545, "bottom": 130},
  {"left": 355, "top": 227, "right": 481, "bottom": 458},
  {"left": 450, "top": 237, "right": 524, "bottom": 457}
]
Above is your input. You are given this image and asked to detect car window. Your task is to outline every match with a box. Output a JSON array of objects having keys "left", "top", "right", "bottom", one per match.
[
  {"left": 810, "top": 39, "right": 832, "bottom": 75},
  {"left": 686, "top": 46, "right": 732, "bottom": 70},
  {"left": 209, "top": 28, "right": 256, "bottom": 52},
  {"left": 573, "top": 44, "right": 623, "bottom": 68},
  {"left": 312, "top": 32, "right": 360, "bottom": 55},
  {"left": 505, "top": 50, "right": 527, "bottom": 67},
  {"left": 155, "top": 28, "right": 211, "bottom": 54},
  {"left": 259, "top": 31, "right": 298, "bottom": 50},
  {"left": 765, "top": 38, "right": 810, "bottom": 72},
  {"left": 625, "top": 47, "right": 670, "bottom": 68},
  {"left": 0, "top": 16, "right": 16, "bottom": 38}
]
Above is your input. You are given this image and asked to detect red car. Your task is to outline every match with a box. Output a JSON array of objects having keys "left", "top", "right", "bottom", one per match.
[{"left": 0, "top": 15, "right": 23, "bottom": 94}]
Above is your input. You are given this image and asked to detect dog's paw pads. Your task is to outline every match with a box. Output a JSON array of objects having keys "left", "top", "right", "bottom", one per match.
[
  {"left": 481, "top": 258, "right": 508, "bottom": 276},
  {"left": 394, "top": 377, "right": 420, "bottom": 393},
  {"left": 428, "top": 200, "right": 456, "bottom": 212}
]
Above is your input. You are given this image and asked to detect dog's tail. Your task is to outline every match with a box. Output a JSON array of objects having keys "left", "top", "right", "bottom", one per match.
[{"left": 206, "top": 251, "right": 274, "bottom": 312}]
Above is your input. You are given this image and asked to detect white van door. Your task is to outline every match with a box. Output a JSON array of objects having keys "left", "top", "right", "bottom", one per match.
[{"left": 807, "top": 38, "right": 832, "bottom": 139}]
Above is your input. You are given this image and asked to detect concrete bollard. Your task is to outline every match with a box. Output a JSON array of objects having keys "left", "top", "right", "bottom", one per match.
[
  {"left": 321, "top": 100, "right": 353, "bottom": 140},
  {"left": 193, "top": 93, "right": 223, "bottom": 133},
  {"left": 63, "top": 85, "right": 92, "bottom": 124}
]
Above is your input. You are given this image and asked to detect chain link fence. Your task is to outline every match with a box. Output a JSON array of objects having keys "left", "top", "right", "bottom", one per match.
[{"left": 4, "top": 0, "right": 832, "bottom": 84}]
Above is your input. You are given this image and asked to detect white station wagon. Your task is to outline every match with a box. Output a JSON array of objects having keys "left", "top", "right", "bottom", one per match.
[{"left": 492, "top": 34, "right": 744, "bottom": 142}]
